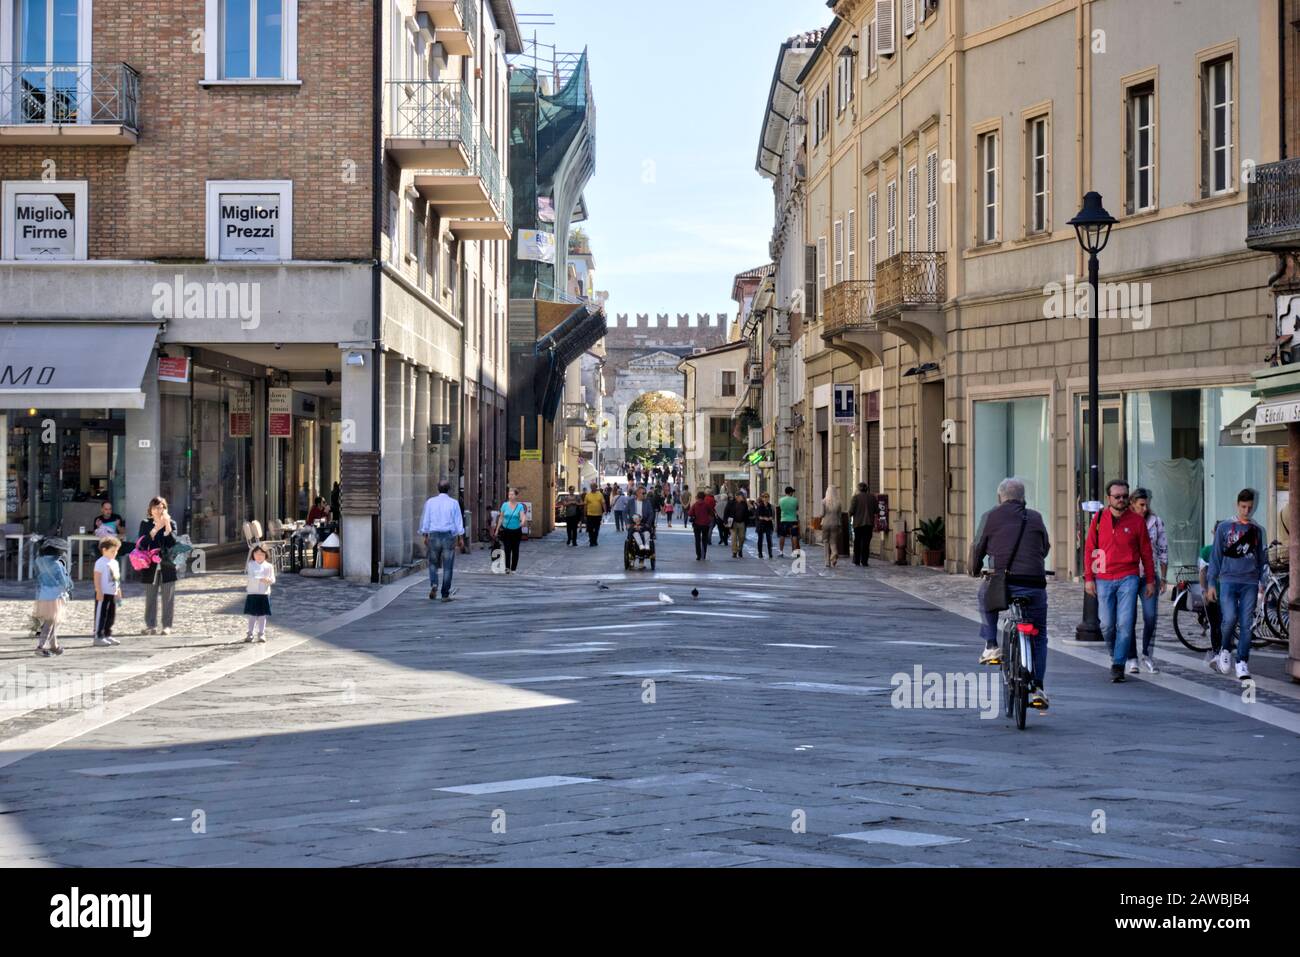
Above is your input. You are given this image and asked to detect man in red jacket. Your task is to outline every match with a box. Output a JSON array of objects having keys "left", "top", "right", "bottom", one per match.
[{"left": 1083, "top": 479, "right": 1156, "bottom": 683}]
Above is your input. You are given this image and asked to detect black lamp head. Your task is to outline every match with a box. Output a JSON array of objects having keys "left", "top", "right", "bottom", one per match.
[{"left": 1068, "top": 191, "right": 1118, "bottom": 256}]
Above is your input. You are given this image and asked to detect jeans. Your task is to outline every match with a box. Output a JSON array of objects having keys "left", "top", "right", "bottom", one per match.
[
  {"left": 978, "top": 582, "right": 1049, "bottom": 686},
  {"left": 1096, "top": 575, "right": 1141, "bottom": 666},
  {"left": 731, "top": 522, "right": 746, "bottom": 557},
  {"left": 614, "top": 510, "right": 625, "bottom": 532},
  {"left": 565, "top": 517, "right": 579, "bottom": 546},
  {"left": 852, "top": 526, "right": 871, "bottom": 565},
  {"left": 427, "top": 532, "right": 456, "bottom": 597},
  {"left": 1219, "top": 580, "right": 1258, "bottom": 663},
  {"left": 756, "top": 525, "right": 774, "bottom": 557},
  {"left": 714, "top": 517, "right": 729, "bottom": 545},
  {"left": 499, "top": 527, "right": 521, "bottom": 571},
  {"left": 693, "top": 524, "right": 710, "bottom": 559},
  {"left": 144, "top": 580, "right": 175, "bottom": 629},
  {"left": 1132, "top": 577, "right": 1160, "bottom": 659}
]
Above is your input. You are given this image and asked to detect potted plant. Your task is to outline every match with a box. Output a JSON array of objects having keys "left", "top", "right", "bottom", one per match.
[{"left": 914, "top": 516, "right": 945, "bottom": 567}]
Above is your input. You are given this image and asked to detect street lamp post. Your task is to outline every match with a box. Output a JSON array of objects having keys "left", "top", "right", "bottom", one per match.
[{"left": 1069, "top": 192, "right": 1118, "bottom": 643}]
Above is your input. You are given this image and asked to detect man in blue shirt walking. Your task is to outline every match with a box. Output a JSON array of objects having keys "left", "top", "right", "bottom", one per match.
[{"left": 419, "top": 480, "right": 465, "bottom": 602}]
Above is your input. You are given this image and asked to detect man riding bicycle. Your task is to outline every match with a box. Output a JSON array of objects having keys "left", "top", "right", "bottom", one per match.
[{"left": 969, "top": 477, "right": 1052, "bottom": 709}]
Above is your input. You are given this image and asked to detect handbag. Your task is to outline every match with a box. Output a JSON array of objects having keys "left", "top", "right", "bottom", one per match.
[
  {"left": 983, "top": 511, "right": 1028, "bottom": 614},
  {"left": 129, "top": 536, "right": 158, "bottom": 572}
]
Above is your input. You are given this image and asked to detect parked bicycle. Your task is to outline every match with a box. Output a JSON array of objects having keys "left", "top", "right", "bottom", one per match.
[{"left": 1171, "top": 550, "right": 1289, "bottom": 652}]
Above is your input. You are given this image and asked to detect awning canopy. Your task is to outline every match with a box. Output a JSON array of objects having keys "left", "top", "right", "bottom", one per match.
[
  {"left": 1219, "top": 402, "right": 1289, "bottom": 447},
  {"left": 0, "top": 322, "right": 159, "bottom": 410}
]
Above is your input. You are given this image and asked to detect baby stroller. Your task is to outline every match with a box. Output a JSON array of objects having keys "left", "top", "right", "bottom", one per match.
[{"left": 624, "top": 519, "right": 656, "bottom": 571}]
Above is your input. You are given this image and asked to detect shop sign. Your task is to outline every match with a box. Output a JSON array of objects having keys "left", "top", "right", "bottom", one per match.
[
  {"left": 218, "top": 194, "right": 281, "bottom": 260},
  {"left": 1258, "top": 400, "right": 1300, "bottom": 427},
  {"left": 12, "top": 192, "right": 75, "bottom": 259},
  {"left": 229, "top": 391, "right": 252, "bottom": 438},
  {"left": 875, "top": 494, "right": 890, "bottom": 532},
  {"left": 520, "top": 449, "right": 543, "bottom": 461},
  {"left": 268, "top": 388, "right": 292, "bottom": 438},
  {"left": 833, "top": 384, "right": 855, "bottom": 426},
  {"left": 157, "top": 356, "right": 190, "bottom": 383},
  {"left": 517, "top": 229, "right": 555, "bottom": 264}
]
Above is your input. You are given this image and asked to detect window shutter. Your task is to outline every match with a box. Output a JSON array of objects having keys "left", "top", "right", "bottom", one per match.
[
  {"left": 1125, "top": 95, "right": 1136, "bottom": 213},
  {"left": 388, "top": 191, "right": 400, "bottom": 263},
  {"left": 907, "top": 165, "right": 918, "bottom": 251},
  {"left": 804, "top": 244, "right": 818, "bottom": 320},
  {"left": 817, "top": 236, "right": 828, "bottom": 317},
  {"left": 867, "top": 20, "right": 877, "bottom": 74},
  {"left": 833, "top": 220, "right": 844, "bottom": 285},
  {"left": 903, "top": 0, "right": 916, "bottom": 37},
  {"left": 926, "top": 151, "right": 939, "bottom": 251},
  {"left": 867, "top": 192, "right": 878, "bottom": 280},
  {"left": 1199, "top": 67, "right": 1211, "bottom": 196},
  {"left": 847, "top": 208, "right": 857, "bottom": 280},
  {"left": 876, "top": 1, "right": 896, "bottom": 57}
]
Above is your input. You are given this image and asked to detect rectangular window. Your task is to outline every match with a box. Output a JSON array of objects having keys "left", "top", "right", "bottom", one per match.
[
  {"left": 721, "top": 371, "right": 737, "bottom": 398},
  {"left": 816, "top": 235, "right": 828, "bottom": 317},
  {"left": 206, "top": 180, "right": 293, "bottom": 261},
  {"left": 886, "top": 179, "right": 897, "bottom": 258},
  {"left": 925, "top": 150, "right": 938, "bottom": 251},
  {"left": 978, "top": 131, "right": 999, "bottom": 243},
  {"left": 867, "top": 19, "right": 877, "bottom": 75},
  {"left": 1126, "top": 82, "right": 1156, "bottom": 213},
  {"left": 2, "top": 180, "right": 88, "bottom": 261},
  {"left": 867, "top": 191, "right": 878, "bottom": 280},
  {"left": 709, "top": 417, "right": 748, "bottom": 462},
  {"left": 1028, "top": 115, "right": 1049, "bottom": 234},
  {"left": 833, "top": 219, "right": 844, "bottom": 285},
  {"left": 973, "top": 397, "right": 1052, "bottom": 569},
  {"left": 387, "top": 191, "right": 400, "bottom": 264},
  {"left": 406, "top": 196, "right": 418, "bottom": 264},
  {"left": 906, "top": 164, "right": 918, "bottom": 252},
  {"left": 207, "top": 0, "right": 297, "bottom": 82},
  {"left": 1202, "top": 56, "right": 1233, "bottom": 196}
]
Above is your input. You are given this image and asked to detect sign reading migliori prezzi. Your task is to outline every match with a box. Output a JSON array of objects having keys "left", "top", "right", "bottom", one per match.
[{"left": 219, "top": 194, "right": 281, "bottom": 260}]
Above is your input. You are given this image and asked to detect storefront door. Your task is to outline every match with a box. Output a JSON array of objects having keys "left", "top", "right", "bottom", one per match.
[{"left": 1076, "top": 395, "right": 1125, "bottom": 572}]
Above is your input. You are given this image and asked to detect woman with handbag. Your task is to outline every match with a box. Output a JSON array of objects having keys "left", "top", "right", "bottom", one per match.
[
  {"left": 820, "top": 486, "right": 842, "bottom": 568},
  {"left": 492, "top": 487, "right": 526, "bottom": 574},
  {"left": 134, "top": 496, "right": 178, "bottom": 635}
]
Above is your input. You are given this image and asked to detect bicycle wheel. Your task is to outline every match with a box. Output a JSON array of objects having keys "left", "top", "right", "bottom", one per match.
[
  {"left": 1264, "top": 578, "right": 1288, "bottom": 643},
  {"left": 1172, "top": 591, "right": 1212, "bottom": 652},
  {"left": 1009, "top": 633, "right": 1027, "bottom": 730},
  {"left": 1000, "top": 621, "right": 1014, "bottom": 718}
]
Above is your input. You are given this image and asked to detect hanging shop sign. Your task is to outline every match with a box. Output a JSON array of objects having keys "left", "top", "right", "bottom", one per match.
[
  {"left": 268, "top": 387, "right": 293, "bottom": 438},
  {"left": 229, "top": 390, "right": 252, "bottom": 438},
  {"left": 157, "top": 356, "right": 191, "bottom": 383},
  {"left": 833, "top": 383, "right": 856, "bottom": 426},
  {"left": 517, "top": 228, "right": 556, "bottom": 264}
]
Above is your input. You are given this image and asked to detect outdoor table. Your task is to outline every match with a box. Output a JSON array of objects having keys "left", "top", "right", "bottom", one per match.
[
  {"left": 5, "top": 532, "right": 36, "bottom": 581},
  {"left": 68, "top": 533, "right": 100, "bottom": 579}
]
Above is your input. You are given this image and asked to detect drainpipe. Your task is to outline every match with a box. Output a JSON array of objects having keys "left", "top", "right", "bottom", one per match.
[{"left": 370, "top": 0, "right": 383, "bottom": 584}]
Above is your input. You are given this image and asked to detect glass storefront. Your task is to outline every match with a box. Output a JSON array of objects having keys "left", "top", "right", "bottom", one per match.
[
  {"left": 973, "top": 397, "right": 1052, "bottom": 563},
  {"left": 1, "top": 410, "right": 125, "bottom": 534}
]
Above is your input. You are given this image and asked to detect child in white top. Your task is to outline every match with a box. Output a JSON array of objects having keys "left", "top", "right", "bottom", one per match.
[
  {"left": 243, "top": 546, "right": 275, "bottom": 643},
  {"left": 93, "top": 537, "right": 123, "bottom": 646}
]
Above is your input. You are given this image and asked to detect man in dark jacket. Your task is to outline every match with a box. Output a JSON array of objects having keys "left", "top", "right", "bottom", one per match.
[
  {"left": 968, "top": 477, "right": 1052, "bottom": 708},
  {"left": 849, "top": 483, "right": 879, "bottom": 567}
]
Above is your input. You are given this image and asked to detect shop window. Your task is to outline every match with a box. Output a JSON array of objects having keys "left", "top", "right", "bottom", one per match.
[
  {"left": 205, "top": 180, "right": 293, "bottom": 261},
  {"left": 205, "top": 0, "right": 299, "bottom": 83},
  {"left": 973, "top": 397, "right": 1052, "bottom": 566},
  {"left": 2, "top": 180, "right": 88, "bottom": 261}
]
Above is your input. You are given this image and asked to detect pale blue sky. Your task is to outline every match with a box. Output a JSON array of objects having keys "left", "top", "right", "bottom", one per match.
[{"left": 519, "top": 0, "right": 831, "bottom": 320}]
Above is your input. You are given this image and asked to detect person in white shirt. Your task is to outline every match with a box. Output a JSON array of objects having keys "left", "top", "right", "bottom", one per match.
[
  {"left": 243, "top": 545, "right": 276, "bottom": 643},
  {"left": 93, "top": 537, "right": 122, "bottom": 646},
  {"left": 419, "top": 480, "right": 465, "bottom": 602}
]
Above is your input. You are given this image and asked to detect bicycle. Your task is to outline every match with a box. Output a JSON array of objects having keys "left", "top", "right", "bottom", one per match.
[
  {"left": 999, "top": 595, "right": 1038, "bottom": 731},
  {"left": 1172, "top": 557, "right": 1289, "bottom": 652}
]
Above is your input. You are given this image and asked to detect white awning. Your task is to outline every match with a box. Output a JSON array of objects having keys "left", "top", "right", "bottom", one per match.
[
  {"left": 1218, "top": 402, "right": 1288, "bottom": 447},
  {"left": 0, "top": 323, "right": 159, "bottom": 410}
]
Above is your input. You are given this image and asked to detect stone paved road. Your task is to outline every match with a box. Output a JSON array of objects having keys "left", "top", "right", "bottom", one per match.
[{"left": 1, "top": 522, "right": 1297, "bottom": 867}]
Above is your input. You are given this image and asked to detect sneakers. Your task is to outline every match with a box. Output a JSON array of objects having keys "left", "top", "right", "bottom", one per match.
[
  {"left": 1126, "top": 659, "right": 1141, "bottom": 675},
  {"left": 35, "top": 646, "right": 50, "bottom": 658},
  {"left": 979, "top": 646, "right": 1001, "bottom": 666},
  {"left": 1110, "top": 664, "right": 1126, "bottom": 683},
  {"left": 255, "top": 634, "right": 268, "bottom": 644},
  {"left": 440, "top": 595, "right": 453, "bottom": 603},
  {"left": 1204, "top": 649, "right": 1218, "bottom": 670},
  {"left": 778, "top": 550, "right": 785, "bottom": 559},
  {"left": 1029, "top": 688, "right": 1050, "bottom": 710},
  {"left": 244, "top": 634, "right": 255, "bottom": 643},
  {"left": 1141, "top": 656, "right": 1158, "bottom": 674},
  {"left": 93, "top": 637, "right": 114, "bottom": 647},
  {"left": 1214, "top": 649, "right": 1233, "bottom": 675},
  {"left": 161, "top": 628, "right": 172, "bottom": 636},
  {"left": 50, "top": 644, "right": 63, "bottom": 656},
  {"left": 142, "top": 627, "right": 157, "bottom": 636},
  {"left": 1235, "top": 660, "right": 1251, "bottom": 680}
]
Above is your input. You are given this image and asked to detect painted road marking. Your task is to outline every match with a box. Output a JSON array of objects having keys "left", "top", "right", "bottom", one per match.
[
  {"left": 73, "top": 758, "right": 237, "bottom": 777},
  {"left": 770, "top": 682, "right": 889, "bottom": 696},
  {"left": 498, "top": 676, "right": 587, "bottom": 685},
  {"left": 766, "top": 643, "right": 836, "bottom": 649},
  {"left": 662, "top": 610, "right": 769, "bottom": 620},
  {"left": 836, "top": 829, "right": 969, "bottom": 847},
  {"left": 436, "top": 775, "right": 597, "bottom": 795}
]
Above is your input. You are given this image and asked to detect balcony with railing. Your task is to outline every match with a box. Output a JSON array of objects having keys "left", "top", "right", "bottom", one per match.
[
  {"left": 1247, "top": 157, "right": 1300, "bottom": 252},
  {"left": 416, "top": 0, "right": 477, "bottom": 58},
  {"left": 386, "top": 80, "right": 474, "bottom": 169},
  {"left": 416, "top": 125, "right": 513, "bottom": 238},
  {"left": 873, "top": 252, "right": 946, "bottom": 314},
  {"left": 821, "top": 280, "right": 877, "bottom": 338},
  {"left": 0, "top": 62, "right": 140, "bottom": 144}
]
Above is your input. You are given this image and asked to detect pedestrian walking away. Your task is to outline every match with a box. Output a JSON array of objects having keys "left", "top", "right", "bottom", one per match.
[
  {"left": 1207, "top": 488, "right": 1268, "bottom": 681},
  {"left": 1129, "top": 488, "right": 1169, "bottom": 674},
  {"left": 32, "top": 538, "right": 73, "bottom": 657},
  {"left": 754, "top": 492, "right": 775, "bottom": 558},
  {"left": 243, "top": 544, "right": 276, "bottom": 642},
  {"left": 584, "top": 482, "right": 607, "bottom": 546},
  {"left": 820, "top": 486, "right": 842, "bottom": 568},
  {"left": 493, "top": 487, "right": 526, "bottom": 573},
  {"left": 93, "top": 536, "right": 123, "bottom": 646},
  {"left": 420, "top": 480, "right": 465, "bottom": 601},
  {"left": 969, "top": 477, "right": 1052, "bottom": 708},
  {"left": 714, "top": 486, "right": 731, "bottom": 546},
  {"left": 726, "top": 491, "right": 751, "bottom": 558},
  {"left": 562, "top": 486, "right": 582, "bottom": 546},
  {"left": 612, "top": 486, "right": 628, "bottom": 532},
  {"left": 134, "top": 496, "right": 178, "bottom": 635},
  {"left": 850, "top": 483, "right": 879, "bottom": 567},
  {"left": 689, "top": 490, "right": 713, "bottom": 560},
  {"left": 1083, "top": 479, "right": 1156, "bottom": 683},
  {"left": 777, "top": 486, "right": 800, "bottom": 557}
]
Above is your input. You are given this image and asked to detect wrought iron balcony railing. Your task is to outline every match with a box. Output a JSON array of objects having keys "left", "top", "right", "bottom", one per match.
[
  {"left": 873, "top": 252, "right": 946, "bottom": 313},
  {"left": 388, "top": 79, "right": 474, "bottom": 148},
  {"left": 1247, "top": 157, "right": 1300, "bottom": 252},
  {"left": 0, "top": 62, "right": 139, "bottom": 129},
  {"left": 821, "top": 280, "right": 877, "bottom": 337}
]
